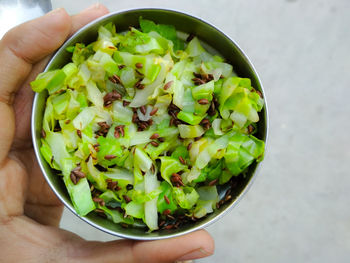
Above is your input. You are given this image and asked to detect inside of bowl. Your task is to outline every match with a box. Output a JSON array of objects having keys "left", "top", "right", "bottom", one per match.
[{"left": 32, "top": 8, "right": 267, "bottom": 240}]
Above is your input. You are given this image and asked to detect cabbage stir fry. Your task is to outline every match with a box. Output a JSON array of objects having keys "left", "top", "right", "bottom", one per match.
[{"left": 31, "top": 18, "right": 265, "bottom": 231}]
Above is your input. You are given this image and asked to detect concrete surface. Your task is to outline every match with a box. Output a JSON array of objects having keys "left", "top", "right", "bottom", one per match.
[{"left": 53, "top": 0, "right": 350, "bottom": 262}]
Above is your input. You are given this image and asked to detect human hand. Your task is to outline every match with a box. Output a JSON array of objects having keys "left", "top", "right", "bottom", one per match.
[{"left": 0, "top": 4, "right": 214, "bottom": 262}]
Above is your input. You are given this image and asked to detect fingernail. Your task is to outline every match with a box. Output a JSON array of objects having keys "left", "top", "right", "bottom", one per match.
[
  {"left": 176, "top": 248, "right": 212, "bottom": 261},
  {"left": 83, "top": 3, "right": 101, "bottom": 12}
]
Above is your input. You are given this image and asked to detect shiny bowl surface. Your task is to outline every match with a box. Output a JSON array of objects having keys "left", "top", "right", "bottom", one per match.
[{"left": 31, "top": 8, "right": 268, "bottom": 240}]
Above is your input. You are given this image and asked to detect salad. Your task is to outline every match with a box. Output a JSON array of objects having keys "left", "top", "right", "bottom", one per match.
[{"left": 31, "top": 18, "right": 265, "bottom": 231}]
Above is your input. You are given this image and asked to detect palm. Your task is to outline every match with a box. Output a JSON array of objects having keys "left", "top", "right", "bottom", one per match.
[{"left": 9, "top": 59, "right": 64, "bottom": 226}]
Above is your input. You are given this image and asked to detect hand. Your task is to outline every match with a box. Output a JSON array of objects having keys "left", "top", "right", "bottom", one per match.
[{"left": 0, "top": 4, "right": 214, "bottom": 262}]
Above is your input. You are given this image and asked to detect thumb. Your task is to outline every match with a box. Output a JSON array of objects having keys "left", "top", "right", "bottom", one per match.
[
  {"left": 0, "top": 8, "right": 71, "bottom": 164},
  {"left": 69, "top": 230, "right": 214, "bottom": 263},
  {"left": 0, "top": 8, "right": 71, "bottom": 103}
]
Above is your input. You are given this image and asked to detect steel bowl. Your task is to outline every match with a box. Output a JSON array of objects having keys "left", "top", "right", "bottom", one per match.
[{"left": 31, "top": 8, "right": 268, "bottom": 240}]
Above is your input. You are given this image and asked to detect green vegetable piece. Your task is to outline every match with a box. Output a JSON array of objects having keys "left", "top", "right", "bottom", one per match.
[
  {"left": 224, "top": 133, "right": 265, "bottom": 175},
  {"left": 139, "top": 17, "right": 184, "bottom": 51},
  {"left": 173, "top": 187, "right": 199, "bottom": 210},
  {"left": 177, "top": 111, "right": 206, "bottom": 125},
  {"left": 30, "top": 69, "right": 66, "bottom": 93},
  {"left": 157, "top": 181, "right": 177, "bottom": 214},
  {"left": 159, "top": 156, "right": 187, "bottom": 185},
  {"left": 178, "top": 124, "right": 205, "bottom": 139}
]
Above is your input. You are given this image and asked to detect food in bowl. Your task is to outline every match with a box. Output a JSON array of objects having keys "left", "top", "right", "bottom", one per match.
[{"left": 31, "top": 17, "right": 265, "bottom": 231}]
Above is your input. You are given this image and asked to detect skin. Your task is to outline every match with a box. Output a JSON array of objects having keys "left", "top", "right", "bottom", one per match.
[{"left": 0, "top": 4, "right": 214, "bottom": 263}]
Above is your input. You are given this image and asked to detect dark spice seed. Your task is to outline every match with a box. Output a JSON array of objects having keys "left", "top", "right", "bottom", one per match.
[
  {"left": 107, "top": 181, "right": 118, "bottom": 191},
  {"left": 135, "top": 62, "right": 143, "bottom": 68},
  {"left": 164, "top": 224, "right": 174, "bottom": 230},
  {"left": 70, "top": 173, "right": 77, "bottom": 185},
  {"left": 201, "top": 119, "right": 210, "bottom": 125},
  {"left": 108, "top": 76, "right": 116, "bottom": 83},
  {"left": 140, "top": 105, "right": 146, "bottom": 115},
  {"left": 104, "top": 155, "right": 116, "bottom": 160},
  {"left": 119, "top": 125, "right": 125, "bottom": 137},
  {"left": 208, "top": 179, "right": 218, "bottom": 186},
  {"left": 198, "top": 98, "right": 209, "bottom": 105},
  {"left": 170, "top": 117, "right": 175, "bottom": 126},
  {"left": 134, "top": 79, "right": 142, "bottom": 89},
  {"left": 163, "top": 209, "right": 171, "bottom": 216},
  {"left": 151, "top": 141, "right": 159, "bottom": 147},
  {"left": 186, "top": 33, "right": 195, "bottom": 42},
  {"left": 137, "top": 84, "right": 145, "bottom": 90},
  {"left": 225, "top": 195, "right": 232, "bottom": 202},
  {"left": 147, "top": 119, "right": 154, "bottom": 126},
  {"left": 118, "top": 64, "right": 126, "bottom": 70},
  {"left": 114, "top": 129, "right": 120, "bottom": 139},
  {"left": 256, "top": 90, "right": 263, "bottom": 98},
  {"left": 121, "top": 223, "right": 129, "bottom": 228},
  {"left": 179, "top": 156, "right": 186, "bottom": 165},
  {"left": 248, "top": 125, "right": 254, "bottom": 134},
  {"left": 164, "top": 195, "right": 170, "bottom": 204},
  {"left": 65, "top": 119, "right": 71, "bottom": 124},
  {"left": 123, "top": 195, "right": 131, "bottom": 203},
  {"left": 158, "top": 137, "right": 165, "bottom": 142},
  {"left": 149, "top": 107, "right": 158, "bottom": 116},
  {"left": 150, "top": 133, "right": 160, "bottom": 140},
  {"left": 41, "top": 129, "right": 46, "bottom": 138},
  {"left": 159, "top": 220, "right": 166, "bottom": 227},
  {"left": 168, "top": 103, "right": 180, "bottom": 111},
  {"left": 73, "top": 165, "right": 81, "bottom": 172},
  {"left": 123, "top": 100, "right": 130, "bottom": 107},
  {"left": 139, "top": 122, "right": 148, "bottom": 130},
  {"left": 112, "top": 74, "right": 122, "bottom": 84},
  {"left": 73, "top": 170, "right": 86, "bottom": 178},
  {"left": 193, "top": 72, "right": 202, "bottom": 78},
  {"left": 93, "top": 197, "right": 105, "bottom": 205},
  {"left": 150, "top": 164, "right": 155, "bottom": 174},
  {"left": 126, "top": 184, "right": 133, "bottom": 190},
  {"left": 192, "top": 77, "right": 206, "bottom": 85},
  {"left": 171, "top": 173, "right": 184, "bottom": 186},
  {"left": 208, "top": 102, "right": 216, "bottom": 116},
  {"left": 187, "top": 142, "right": 193, "bottom": 151},
  {"left": 135, "top": 69, "right": 144, "bottom": 76},
  {"left": 194, "top": 136, "right": 202, "bottom": 141},
  {"left": 132, "top": 113, "right": 138, "bottom": 123},
  {"left": 163, "top": 80, "right": 173, "bottom": 90},
  {"left": 77, "top": 129, "right": 82, "bottom": 138}
]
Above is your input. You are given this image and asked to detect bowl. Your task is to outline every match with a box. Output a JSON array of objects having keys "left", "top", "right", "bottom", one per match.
[{"left": 31, "top": 8, "right": 268, "bottom": 240}]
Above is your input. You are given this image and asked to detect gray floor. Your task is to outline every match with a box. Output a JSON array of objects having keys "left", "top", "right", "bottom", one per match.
[{"left": 53, "top": 0, "right": 350, "bottom": 262}]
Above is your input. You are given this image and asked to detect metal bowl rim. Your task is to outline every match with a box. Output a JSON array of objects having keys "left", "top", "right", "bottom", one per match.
[{"left": 31, "top": 7, "right": 269, "bottom": 240}]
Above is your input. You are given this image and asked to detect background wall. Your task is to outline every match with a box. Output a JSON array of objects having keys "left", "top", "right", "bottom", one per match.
[{"left": 53, "top": 0, "right": 350, "bottom": 262}]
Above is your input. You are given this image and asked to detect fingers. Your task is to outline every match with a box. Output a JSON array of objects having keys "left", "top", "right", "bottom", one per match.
[
  {"left": 69, "top": 230, "right": 214, "bottom": 263},
  {"left": 71, "top": 3, "right": 109, "bottom": 34}
]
